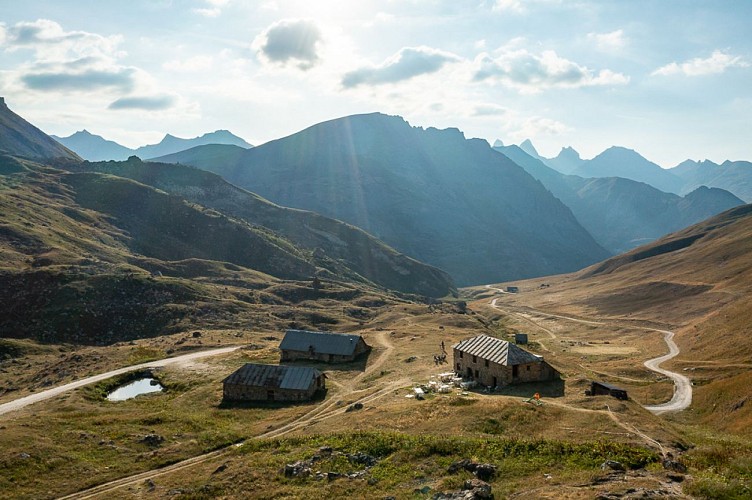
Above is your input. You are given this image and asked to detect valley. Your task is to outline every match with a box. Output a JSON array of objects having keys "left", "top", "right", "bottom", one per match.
[{"left": 1, "top": 96, "right": 751, "bottom": 499}]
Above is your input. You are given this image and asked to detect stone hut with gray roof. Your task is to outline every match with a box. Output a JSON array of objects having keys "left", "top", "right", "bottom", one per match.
[
  {"left": 453, "top": 334, "right": 559, "bottom": 389},
  {"left": 222, "top": 363, "right": 325, "bottom": 402},
  {"left": 280, "top": 329, "right": 371, "bottom": 363}
]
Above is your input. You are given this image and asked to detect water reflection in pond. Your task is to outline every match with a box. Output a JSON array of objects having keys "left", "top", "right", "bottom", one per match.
[{"left": 107, "top": 378, "right": 164, "bottom": 401}]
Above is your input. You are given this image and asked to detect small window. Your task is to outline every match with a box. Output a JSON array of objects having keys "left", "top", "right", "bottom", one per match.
[
  {"left": 474, "top": 369, "right": 479, "bottom": 378},
  {"left": 526, "top": 365, "right": 530, "bottom": 371},
  {"left": 472, "top": 355, "right": 477, "bottom": 363},
  {"left": 485, "top": 359, "right": 489, "bottom": 367},
  {"left": 459, "top": 351, "right": 463, "bottom": 358},
  {"left": 456, "top": 363, "right": 461, "bottom": 370}
]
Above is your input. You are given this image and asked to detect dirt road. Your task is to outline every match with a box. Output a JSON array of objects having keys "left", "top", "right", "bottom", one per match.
[
  {"left": 0, "top": 346, "right": 242, "bottom": 418},
  {"left": 486, "top": 292, "right": 692, "bottom": 414},
  {"left": 57, "top": 331, "right": 403, "bottom": 499},
  {"left": 642, "top": 330, "right": 692, "bottom": 414}
]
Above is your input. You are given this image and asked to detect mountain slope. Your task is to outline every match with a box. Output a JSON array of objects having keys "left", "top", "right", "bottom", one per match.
[
  {"left": 137, "top": 130, "right": 252, "bottom": 159},
  {"left": 573, "top": 146, "right": 683, "bottom": 194},
  {"left": 150, "top": 143, "right": 248, "bottom": 167},
  {"left": 64, "top": 157, "right": 455, "bottom": 298},
  {"left": 0, "top": 98, "right": 80, "bottom": 161},
  {"left": 497, "top": 145, "right": 744, "bottom": 254},
  {"left": 162, "top": 112, "right": 610, "bottom": 285},
  {"left": 52, "top": 130, "right": 134, "bottom": 161},
  {"left": 671, "top": 159, "right": 752, "bottom": 202}
]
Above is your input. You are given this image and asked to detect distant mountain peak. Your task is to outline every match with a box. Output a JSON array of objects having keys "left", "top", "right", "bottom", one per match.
[
  {"left": 519, "top": 139, "right": 540, "bottom": 157},
  {"left": 555, "top": 146, "right": 581, "bottom": 161}
]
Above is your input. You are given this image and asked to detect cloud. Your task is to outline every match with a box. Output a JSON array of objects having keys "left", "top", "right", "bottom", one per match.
[
  {"left": 652, "top": 50, "right": 749, "bottom": 77},
  {"left": 472, "top": 103, "right": 509, "bottom": 116},
  {"left": 108, "top": 94, "right": 176, "bottom": 110},
  {"left": 253, "top": 19, "right": 322, "bottom": 70},
  {"left": 342, "top": 46, "right": 461, "bottom": 88},
  {"left": 163, "top": 55, "right": 214, "bottom": 72},
  {"left": 492, "top": 0, "right": 524, "bottom": 13},
  {"left": 587, "top": 29, "right": 626, "bottom": 51},
  {"left": 473, "top": 48, "right": 629, "bottom": 92},
  {"left": 193, "top": 0, "right": 229, "bottom": 17},
  {"left": 2, "top": 19, "right": 123, "bottom": 61},
  {"left": 22, "top": 66, "right": 137, "bottom": 91}
]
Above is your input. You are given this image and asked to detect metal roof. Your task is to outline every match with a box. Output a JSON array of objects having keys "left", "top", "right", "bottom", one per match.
[
  {"left": 222, "top": 363, "right": 322, "bottom": 391},
  {"left": 592, "top": 380, "right": 626, "bottom": 392},
  {"left": 452, "top": 334, "right": 541, "bottom": 366},
  {"left": 280, "top": 329, "right": 365, "bottom": 356}
]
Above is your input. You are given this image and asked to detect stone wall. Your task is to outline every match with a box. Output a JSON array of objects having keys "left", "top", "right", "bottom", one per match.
[{"left": 453, "top": 348, "right": 559, "bottom": 388}]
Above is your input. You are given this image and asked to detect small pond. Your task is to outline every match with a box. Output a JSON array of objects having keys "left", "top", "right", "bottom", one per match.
[{"left": 107, "top": 378, "right": 164, "bottom": 401}]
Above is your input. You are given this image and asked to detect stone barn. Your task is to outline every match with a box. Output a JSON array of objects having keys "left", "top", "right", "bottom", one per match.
[
  {"left": 222, "top": 363, "right": 325, "bottom": 402},
  {"left": 453, "top": 334, "right": 559, "bottom": 389},
  {"left": 279, "top": 329, "right": 371, "bottom": 363}
]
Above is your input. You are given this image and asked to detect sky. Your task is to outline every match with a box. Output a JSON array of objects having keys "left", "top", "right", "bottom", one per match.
[{"left": 0, "top": 0, "right": 750, "bottom": 167}]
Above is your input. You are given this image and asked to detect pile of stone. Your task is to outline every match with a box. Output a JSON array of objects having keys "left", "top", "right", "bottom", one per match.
[
  {"left": 447, "top": 459, "right": 497, "bottom": 481},
  {"left": 433, "top": 479, "right": 493, "bottom": 499},
  {"left": 281, "top": 446, "right": 379, "bottom": 481}
]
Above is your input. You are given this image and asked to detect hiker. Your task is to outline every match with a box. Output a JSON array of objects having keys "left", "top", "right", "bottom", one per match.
[{"left": 440, "top": 341, "right": 445, "bottom": 352}]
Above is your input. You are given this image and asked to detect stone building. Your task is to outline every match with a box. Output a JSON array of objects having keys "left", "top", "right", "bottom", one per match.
[
  {"left": 279, "top": 329, "right": 371, "bottom": 363},
  {"left": 222, "top": 363, "right": 325, "bottom": 402},
  {"left": 453, "top": 334, "right": 559, "bottom": 389}
]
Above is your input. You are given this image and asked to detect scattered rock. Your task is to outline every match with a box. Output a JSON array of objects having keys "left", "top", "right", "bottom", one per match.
[
  {"left": 348, "top": 451, "right": 377, "bottom": 467},
  {"left": 326, "top": 472, "right": 344, "bottom": 481},
  {"left": 667, "top": 473, "right": 685, "bottom": 482},
  {"left": 434, "top": 479, "right": 492, "bottom": 499},
  {"left": 405, "top": 356, "right": 417, "bottom": 363},
  {"left": 662, "top": 459, "right": 687, "bottom": 473},
  {"left": 167, "top": 489, "right": 185, "bottom": 496},
  {"left": 601, "top": 460, "right": 626, "bottom": 471},
  {"left": 144, "top": 478, "right": 156, "bottom": 491},
  {"left": 448, "top": 459, "right": 497, "bottom": 480},
  {"left": 192, "top": 331, "right": 202, "bottom": 338},
  {"left": 212, "top": 463, "right": 228, "bottom": 474},
  {"left": 18, "top": 452, "right": 30, "bottom": 459},
  {"left": 282, "top": 461, "right": 311, "bottom": 478},
  {"left": 318, "top": 446, "right": 333, "bottom": 455},
  {"left": 140, "top": 434, "right": 164, "bottom": 447},
  {"left": 346, "top": 402, "right": 364, "bottom": 412}
]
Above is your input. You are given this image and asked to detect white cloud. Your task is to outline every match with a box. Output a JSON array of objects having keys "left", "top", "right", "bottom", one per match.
[
  {"left": 0, "top": 19, "right": 180, "bottom": 114},
  {"left": 109, "top": 94, "right": 177, "bottom": 111},
  {"left": 253, "top": 19, "right": 323, "bottom": 70},
  {"left": 473, "top": 48, "right": 629, "bottom": 92},
  {"left": 472, "top": 103, "right": 509, "bottom": 117},
  {"left": 163, "top": 55, "right": 214, "bottom": 72},
  {"left": 652, "top": 49, "right": 749, "bottom": 77},
  {"left": 587, "top": 29, "right": 626, "bottom": 51},
  {"left": 192, "top": 0, "right": 229, "bottom": 17},
  {"left": 492, "top": 0, "right": 524, "bottom": 13},
  {"left": 342, "top": 46, "right": 461, "bottom": 88}
]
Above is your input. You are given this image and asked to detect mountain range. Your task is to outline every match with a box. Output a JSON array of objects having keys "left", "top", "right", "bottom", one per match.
[
  {"left": 496, "top": 144, "right": 744, "bottom": 254},
  {"left": 0, "top": 99, "right": 459, "bottom": 344},
  {"left": 52, "top": 129, "right": 252, "bottom": 161},
  {"left": 521, "top": 139, "right": 752, "bottom": 203},
  {"left": 152, "top": 112, "right": 612, "bottom": 286}
]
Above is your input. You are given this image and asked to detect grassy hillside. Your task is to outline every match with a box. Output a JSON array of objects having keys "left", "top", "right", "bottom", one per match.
[
  {"left": 0, "top": 98, "right": 80, "bottom": 161},
  {"left": 63, "top": 156, "right": 456, "bottom": 298},
  {"left": 0, "top": 156, "right": 415, "bottom": 344},
  {"left": 473, "top": 204, "right": 752, "bottom": 438}
]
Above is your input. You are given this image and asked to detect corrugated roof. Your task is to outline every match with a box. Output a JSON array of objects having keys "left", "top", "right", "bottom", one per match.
[
  {"left": 280, "top": 329, "right": 365, "bottom": 356},
  {"left": 452, "top": 334, "right": 541, "bottom": 366},
  {"left": 223, "top": 363, "right": 322, "bottom": 391}
]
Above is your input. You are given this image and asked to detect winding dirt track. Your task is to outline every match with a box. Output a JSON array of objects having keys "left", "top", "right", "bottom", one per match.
[
  {"left": 57, "top": 332, "right": 402, "bottom": 499},
  {"left": 0, "top": 346, "right": 242, "bottom": 418},
  {"left": 485, "top": 288, "right": 692, "bottom": 414}
]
